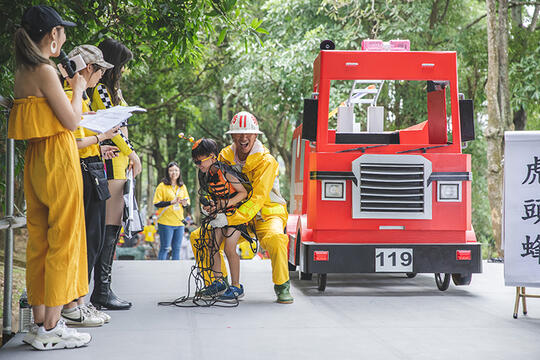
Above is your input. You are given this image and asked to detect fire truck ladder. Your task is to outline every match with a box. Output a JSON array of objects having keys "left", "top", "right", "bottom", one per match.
[{"left": 346, "top": 80, "right": 385, "bottom": 107}]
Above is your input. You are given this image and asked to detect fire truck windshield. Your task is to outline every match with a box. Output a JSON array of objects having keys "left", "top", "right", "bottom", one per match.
[{"left": 328, "top": 79, "right": 453, "bottom": 146}]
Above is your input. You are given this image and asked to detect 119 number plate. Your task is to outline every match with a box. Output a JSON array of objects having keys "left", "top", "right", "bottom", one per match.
[{"left": 375, "top": 248, "right": 413, "bottom": 272}]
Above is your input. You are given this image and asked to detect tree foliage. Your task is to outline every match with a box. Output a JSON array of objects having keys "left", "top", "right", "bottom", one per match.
[
  {"left": 1, "top": 0, "right": 539, "bottom": 255},
  {"left": 0, "top": 0, "right": 261, "bottom": 215}
]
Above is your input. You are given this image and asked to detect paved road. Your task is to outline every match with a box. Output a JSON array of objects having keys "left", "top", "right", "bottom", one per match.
[{"left": 1, "top": 260, "right": 539, "bottom": 359}]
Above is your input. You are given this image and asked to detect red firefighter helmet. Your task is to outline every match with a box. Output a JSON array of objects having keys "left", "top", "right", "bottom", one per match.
[{"left": 226, "top": 111, "right": 263, "bottom": 134}]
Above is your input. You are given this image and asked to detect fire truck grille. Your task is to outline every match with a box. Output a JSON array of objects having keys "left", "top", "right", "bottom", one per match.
[{"left": 359, "top": 164, "right": 425, "bottom": 212}]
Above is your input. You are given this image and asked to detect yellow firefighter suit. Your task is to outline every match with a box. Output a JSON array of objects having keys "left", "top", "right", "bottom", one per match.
[
  {"left": 190, "top": 140, "right": 289, "bottom": 285},
  {"left": 91, "top": 83, "right": 132, "bottom": 179},
  {"left": 8, "top": 96, "right": 88, "bottom": 307}
]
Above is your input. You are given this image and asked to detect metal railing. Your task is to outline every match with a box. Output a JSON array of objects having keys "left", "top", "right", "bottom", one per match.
[{"left": 1, "top": 95, "right": 26, "bottom": 344}]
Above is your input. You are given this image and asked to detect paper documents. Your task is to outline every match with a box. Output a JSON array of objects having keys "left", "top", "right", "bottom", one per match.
[{"left": 79, "top": 106, "right": 146, "bottom": 133}]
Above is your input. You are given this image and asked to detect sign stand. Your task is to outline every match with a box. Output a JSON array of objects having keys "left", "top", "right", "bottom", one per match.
[{"left": 513, "top": 287, "right": 540, "bottom": 319}]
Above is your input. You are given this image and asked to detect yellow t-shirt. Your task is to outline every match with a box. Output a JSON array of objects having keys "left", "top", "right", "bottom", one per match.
[
  {"left": 143, "top": 225, "right": 157, "bottom": 242},
  {"left": 65, "top": 87, "right": 100, "bottom": 159},
  {"left": 153, "top": 183, "right": 191, "bottom": 226}
]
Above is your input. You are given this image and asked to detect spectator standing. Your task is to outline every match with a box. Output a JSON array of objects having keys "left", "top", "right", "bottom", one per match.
[
  {"left": 153, "top": 162, "right": 190, "bottom": 260},
  {"left": 8, "top": 5, "right": 91, "bottom": 350},
  {"left": 61, "top": 45, "right": 118, "bottom": 326},
  {"left": 90, "top": 38, "right": 141, "bottom": 310}
]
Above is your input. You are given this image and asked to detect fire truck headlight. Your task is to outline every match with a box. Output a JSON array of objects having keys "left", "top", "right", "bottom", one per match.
[
  {"left": 438, "top": 182, "right": 461, "bottom": 202},
  {"left": 322, "top": 180, "right": 346, "bottom": 201}
]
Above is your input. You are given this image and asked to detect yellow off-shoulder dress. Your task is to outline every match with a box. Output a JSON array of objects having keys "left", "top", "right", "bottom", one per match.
[{"left": 8, "top": 96, "right": 88, "bottom": 307}]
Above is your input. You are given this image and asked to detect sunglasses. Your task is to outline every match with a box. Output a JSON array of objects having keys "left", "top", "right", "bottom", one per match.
[{"left": 193, "top": 154, "right": 214, "bottom": 166}]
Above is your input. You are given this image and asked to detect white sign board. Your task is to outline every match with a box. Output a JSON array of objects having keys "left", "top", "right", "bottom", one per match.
[{"left": 504, "top": 131, "right": 540, "bottom": 287}]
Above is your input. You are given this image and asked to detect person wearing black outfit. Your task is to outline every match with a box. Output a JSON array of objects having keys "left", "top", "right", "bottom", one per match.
[
  {"left": 61, "top": 45, "right": 119, "bottom": 325},
  {"left": 90, "top": 39, "right": 141, "bottom": 310}
]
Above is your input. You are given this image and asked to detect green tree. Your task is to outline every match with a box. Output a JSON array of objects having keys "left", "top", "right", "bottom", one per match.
[{"left": 0, "top": 0, "right": 263, "bottom": 216}]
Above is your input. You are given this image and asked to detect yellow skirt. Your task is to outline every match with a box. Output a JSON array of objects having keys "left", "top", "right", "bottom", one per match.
[{"left": 25, "top": 131, "right": 88, "bottom": 307}]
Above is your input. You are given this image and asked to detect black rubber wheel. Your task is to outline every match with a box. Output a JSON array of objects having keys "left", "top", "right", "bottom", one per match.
[
  {"left": 317, "top": 273, "right": 327, "bottom": 292},
  {"left": 435, "top": 273, "right": 450, "bottom": 291},
  {"left": 299, "top": 271, "right": 312, "bottom": 281},
  {"left": 406, "top": 273, "right": 417, "bottom": 278},
  {"left": 451, "top": 273, "right": 472, "bottom": 286},
  {"left": 288, "top": 262, "right": 297, "bottom": 271}
]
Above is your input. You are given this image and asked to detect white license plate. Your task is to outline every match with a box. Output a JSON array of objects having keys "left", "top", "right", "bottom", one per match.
[{"left": 375, "top": 248, "right": 413, "bottom": 272}]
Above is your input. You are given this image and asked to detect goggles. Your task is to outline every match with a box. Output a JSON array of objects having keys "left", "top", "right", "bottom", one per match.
[{"left": 193, "top": 154, "right": 214, "bottom": 166}]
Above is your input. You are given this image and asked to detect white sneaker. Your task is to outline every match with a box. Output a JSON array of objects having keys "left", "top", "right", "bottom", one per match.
[
  {"left": 31, "top": 319, "right": 91, "bottom": 350},
  {"left": 85, "top": 303, "right": 111, "bottom": 323},
  {"left": 22, "top": 323, "right": 38, "bottom": 345},
  {"left": 61, "top": 306, "right": 104, "bottom": 327}
]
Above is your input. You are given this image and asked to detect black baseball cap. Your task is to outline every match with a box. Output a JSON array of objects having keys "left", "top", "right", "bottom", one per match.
[{"left": 22, "top": 5, "right": 76, "bottom": 42}]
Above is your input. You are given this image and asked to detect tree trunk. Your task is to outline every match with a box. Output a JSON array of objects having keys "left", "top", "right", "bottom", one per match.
[
  {"left": 513, "top": 105, "right": 527, "bottom": 130},
  {"left": 146, "top": 152, "right": 154, "bottom": 220},
  {"left": 529, "top": 5, "right": 540, "bottom": 31},
  {"left": 485, "top": 0, "right": 512, "bottom": 258},
  {"left": 498, "top": 0, "right": 512, "bottom": 132},
  {"left": 511, "top": 4, "right": 522, "bottom": 27}
]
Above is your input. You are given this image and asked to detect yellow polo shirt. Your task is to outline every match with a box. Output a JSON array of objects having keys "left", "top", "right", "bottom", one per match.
[{"left": 153, "top": 183, "right": 191, "bottom": 226}]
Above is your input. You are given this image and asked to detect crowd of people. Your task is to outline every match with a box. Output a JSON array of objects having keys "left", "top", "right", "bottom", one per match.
[{"left": 8, "top": 4, "right": 293, "bottom": 352}]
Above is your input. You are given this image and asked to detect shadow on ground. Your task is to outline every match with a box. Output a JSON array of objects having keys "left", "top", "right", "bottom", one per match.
[{"left": 290, "top": 271, "right": 477, "bottom": 297}]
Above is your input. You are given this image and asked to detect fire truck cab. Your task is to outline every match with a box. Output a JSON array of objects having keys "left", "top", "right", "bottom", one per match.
[{"left": 287, "top": 40, "right": 482, "bottom": 291}]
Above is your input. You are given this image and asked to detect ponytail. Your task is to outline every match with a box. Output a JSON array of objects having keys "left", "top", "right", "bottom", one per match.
[{"left": 14, "top": 27, "right": 51, "bottom": 69}]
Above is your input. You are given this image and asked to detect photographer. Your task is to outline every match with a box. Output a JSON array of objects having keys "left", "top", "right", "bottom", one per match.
[
  {"left": 8, "top": 5, "right": 91, "bottom": 350},
  {"left": 61, "top": 45, "right": 119, "bottom": 327}
]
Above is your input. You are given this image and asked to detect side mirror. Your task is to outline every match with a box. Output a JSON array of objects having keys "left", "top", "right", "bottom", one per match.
[
  {"left": 459, "top": 99, "right": 475, "bottom": 142},
  {"left": 302, "top": 98, "right": 318, "bottom": 141}
]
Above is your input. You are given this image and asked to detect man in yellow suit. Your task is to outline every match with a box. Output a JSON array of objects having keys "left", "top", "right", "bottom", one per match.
[{"left": 191, "top": 111, "right": 292, "bottom": 304}]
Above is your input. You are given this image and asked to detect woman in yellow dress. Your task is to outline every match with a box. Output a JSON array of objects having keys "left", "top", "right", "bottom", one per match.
[
  {"left": 8, "top": 5, "right": 91, "bottom": 350},
  {"left": 90, "top": 38, "right": 141, "bottom": 310}
]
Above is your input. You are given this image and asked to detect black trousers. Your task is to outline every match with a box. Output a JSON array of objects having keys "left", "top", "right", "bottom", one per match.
[{"left": 81, "top": 157, "right": 107, "bottom": 282}]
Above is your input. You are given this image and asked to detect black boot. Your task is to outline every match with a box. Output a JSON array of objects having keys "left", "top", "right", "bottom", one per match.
[{"left": 91, "top": 225, "right": 132, "bottom": 310}]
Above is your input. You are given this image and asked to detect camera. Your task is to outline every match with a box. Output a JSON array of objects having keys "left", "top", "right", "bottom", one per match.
[
  {"left": 199, "top": 197, "right": 210, "bottom": 207},
  {"left": 57, "top": 50, "right": 86, "bottom": 78}
]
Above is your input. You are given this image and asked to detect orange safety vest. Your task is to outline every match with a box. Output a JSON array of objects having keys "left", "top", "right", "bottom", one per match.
[{"left": 208, "top": 168, "right": 237, "bottom": 199}]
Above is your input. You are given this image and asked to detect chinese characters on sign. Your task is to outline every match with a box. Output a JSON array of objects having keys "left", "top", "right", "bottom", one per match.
[
  {"left": 521, "top": 156, "right": 540, "bottom": 185},
  {"left": 521, "top": 235, "right": 540, "bottom": 263},
  {"left": 521, "top": 157, "right": 540, "bottom": 263}
]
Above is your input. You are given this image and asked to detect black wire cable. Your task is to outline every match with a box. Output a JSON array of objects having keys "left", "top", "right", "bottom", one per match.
[{"left": 158, "top": 161, "right": 255, "bottom": 308}]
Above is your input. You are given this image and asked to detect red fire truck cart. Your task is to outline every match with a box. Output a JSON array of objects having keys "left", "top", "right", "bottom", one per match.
[{"left": 287, "top": 40, "right": 482, "bottom": 292}]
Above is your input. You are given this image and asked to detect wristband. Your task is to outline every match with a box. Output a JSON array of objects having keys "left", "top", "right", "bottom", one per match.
[{"left": 95, "top": 135, "right": 100, "bottom": 144}]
